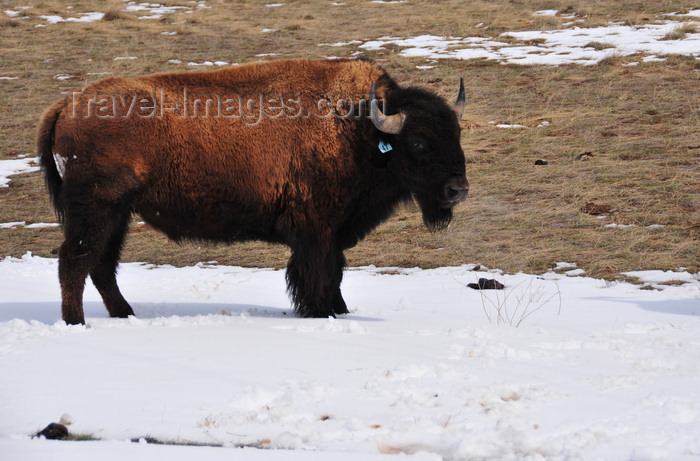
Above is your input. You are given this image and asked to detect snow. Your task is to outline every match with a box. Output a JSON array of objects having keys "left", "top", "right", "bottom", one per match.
[
  {"left": 623, "top": 270, "right": 698, "bottom": 284},
  {"left": 533, "top": 9, "right": 558, "bottom": 17},
  {"left": 0, "top": 222, "right": 60, "bottom": 229},
  {"left": 1, "top": 253, "right": 699, "bottom": 459},
  {"left": 187, "top": 61, "right": 230, "bottom": 67},
  {"left": 123, "top": 2, "right": 188, "bottom": 19},
  {"left": 356, "top": 21, "right": 700, "bottom": 65},
  {"left": 488, "top": 121, "right": 528, "bottom": 129},
  {"left": 38, "top": 15, "right": 65, "bottom": 24},
  {"left": 666, "top": 9, "right": 700, "bottom": 18},
  {"left": 37, "top": 12, "right": 105, "bottom": 24},
  {"left": 495, "top": 123, "right": 527, "bottom": 129},
  {"left": 642, "top": 55, "right": 667, "bottom": 62},
  {"left": 70, "top": 12, "right": 105, "bottom": 22},
  {"left": 607, "top": 223, "right": 671, "bottom": 230},
  {"left": 31, "top": 2, "right": 205, "bottom": 24},
  {"left": 0, "top": 222, "right": 26, "bottom": 229},
  {"left": 0, "top": 156, "right": 39, "bottom": 187},
  {"left": 1, "top": 437, "right": 416, "bottom": 461}
]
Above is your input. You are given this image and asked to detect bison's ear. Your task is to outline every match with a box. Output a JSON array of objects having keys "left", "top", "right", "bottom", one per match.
[
  {"left": 453, "top": 77, "right": 465, "bottom": 120},
  {"left": 369, "top": 82, "right": 406, "bottom": 135}
]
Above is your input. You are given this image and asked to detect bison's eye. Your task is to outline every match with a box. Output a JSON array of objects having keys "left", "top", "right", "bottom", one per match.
[{"left": 407, "top": 136, "right": 429, "bottom": 157}]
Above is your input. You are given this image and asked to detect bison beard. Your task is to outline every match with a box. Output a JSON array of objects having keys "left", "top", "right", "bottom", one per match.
[
  {"left": 421, "top": 206, "right": 454, "bottom": 233},
  {"left": 37, "top": 59, "right": 468, "bottom": 324}
]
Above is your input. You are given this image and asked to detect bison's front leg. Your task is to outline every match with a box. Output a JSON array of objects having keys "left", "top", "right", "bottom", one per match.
[
  {"left": 286, "top": 239, "right": 348, "bottom": 318},
  {"left": 331, "top": 251, "right": 349, "bottom": 315}
]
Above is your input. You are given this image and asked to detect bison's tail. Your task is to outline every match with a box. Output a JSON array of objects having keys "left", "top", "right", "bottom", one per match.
[{"left": 37, "top": 99, "right": 67, "bottom": 224}]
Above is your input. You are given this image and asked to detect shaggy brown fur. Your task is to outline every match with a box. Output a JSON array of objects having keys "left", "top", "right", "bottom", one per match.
[{"left": 38, "top": 59, "right": 468, "bottom": 324}]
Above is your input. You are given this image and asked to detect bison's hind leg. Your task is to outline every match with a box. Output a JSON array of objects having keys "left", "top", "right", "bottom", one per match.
[
  {"left": 58, "top": 185, "right": 134, "bottom": 324},
  {"left": 89, "top": 205, "right": 134, "bottom": 319}
]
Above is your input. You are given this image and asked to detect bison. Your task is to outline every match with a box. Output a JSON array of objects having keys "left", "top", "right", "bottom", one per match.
[{"left": 38, "top": 58, "right": 469, "bottom": 325}]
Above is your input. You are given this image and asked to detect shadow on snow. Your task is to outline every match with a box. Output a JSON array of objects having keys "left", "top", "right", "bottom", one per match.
[{"left": 0, "top": 301, "right": 384, "bottom": 324}]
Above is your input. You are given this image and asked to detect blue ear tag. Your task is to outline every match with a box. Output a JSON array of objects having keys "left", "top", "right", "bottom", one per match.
[{"left": 378, "top": 140, "right": 393, "bottom": 154}]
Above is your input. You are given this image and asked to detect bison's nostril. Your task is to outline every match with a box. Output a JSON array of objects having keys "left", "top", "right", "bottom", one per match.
[
  {"left": 444, "top": 177, "right": 469, "bottom": 204},
  {"left": 449, "top": 187, "right": 468, "bottom": 202}
]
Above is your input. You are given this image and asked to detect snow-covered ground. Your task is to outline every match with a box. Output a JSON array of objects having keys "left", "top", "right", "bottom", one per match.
[
  {"left": 197, "top": 17, "right": 700, "bottom": 67},
  {"left": 2, "top": 1, "right": 210, "bottom": 26},
  {"left": 0, "top": 156, "right": 39, "bottom": 188},
  {"left": 1, "top": 253, "right": 699, "bottom": 460},
  {"left": 354, "top": 20, "right": 700, "bottom": 66},
  {"left": 7, "top": 4, "right": 697, "bottom": 65}
]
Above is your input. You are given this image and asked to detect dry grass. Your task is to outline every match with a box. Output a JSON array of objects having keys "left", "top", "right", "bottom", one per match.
[
  {"left": 661, "top": 24, "right": 698, "bottom": 40},
  {"left": 585, "top": 41, "right": 616, "bottom": 50},
  {"left": 0, "top": 0, "right": 698, "bottom": 279}
]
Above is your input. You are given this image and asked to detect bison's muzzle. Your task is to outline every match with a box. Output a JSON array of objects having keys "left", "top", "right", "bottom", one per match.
[{"left": 442, "top": 176, "right": 469, "bottom": 208}]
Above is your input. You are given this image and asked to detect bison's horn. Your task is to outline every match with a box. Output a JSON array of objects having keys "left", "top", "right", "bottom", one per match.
[
  {"left": 369, "top": 82, "right": 406, "bottom": 135},
  {"left": 453, "top": 77, "right": 466, "bottom": 120}
]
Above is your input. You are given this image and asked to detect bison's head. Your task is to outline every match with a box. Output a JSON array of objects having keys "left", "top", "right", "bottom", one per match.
[{"left": 370, "top": 80, "right": 469, "bottom": 231}]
